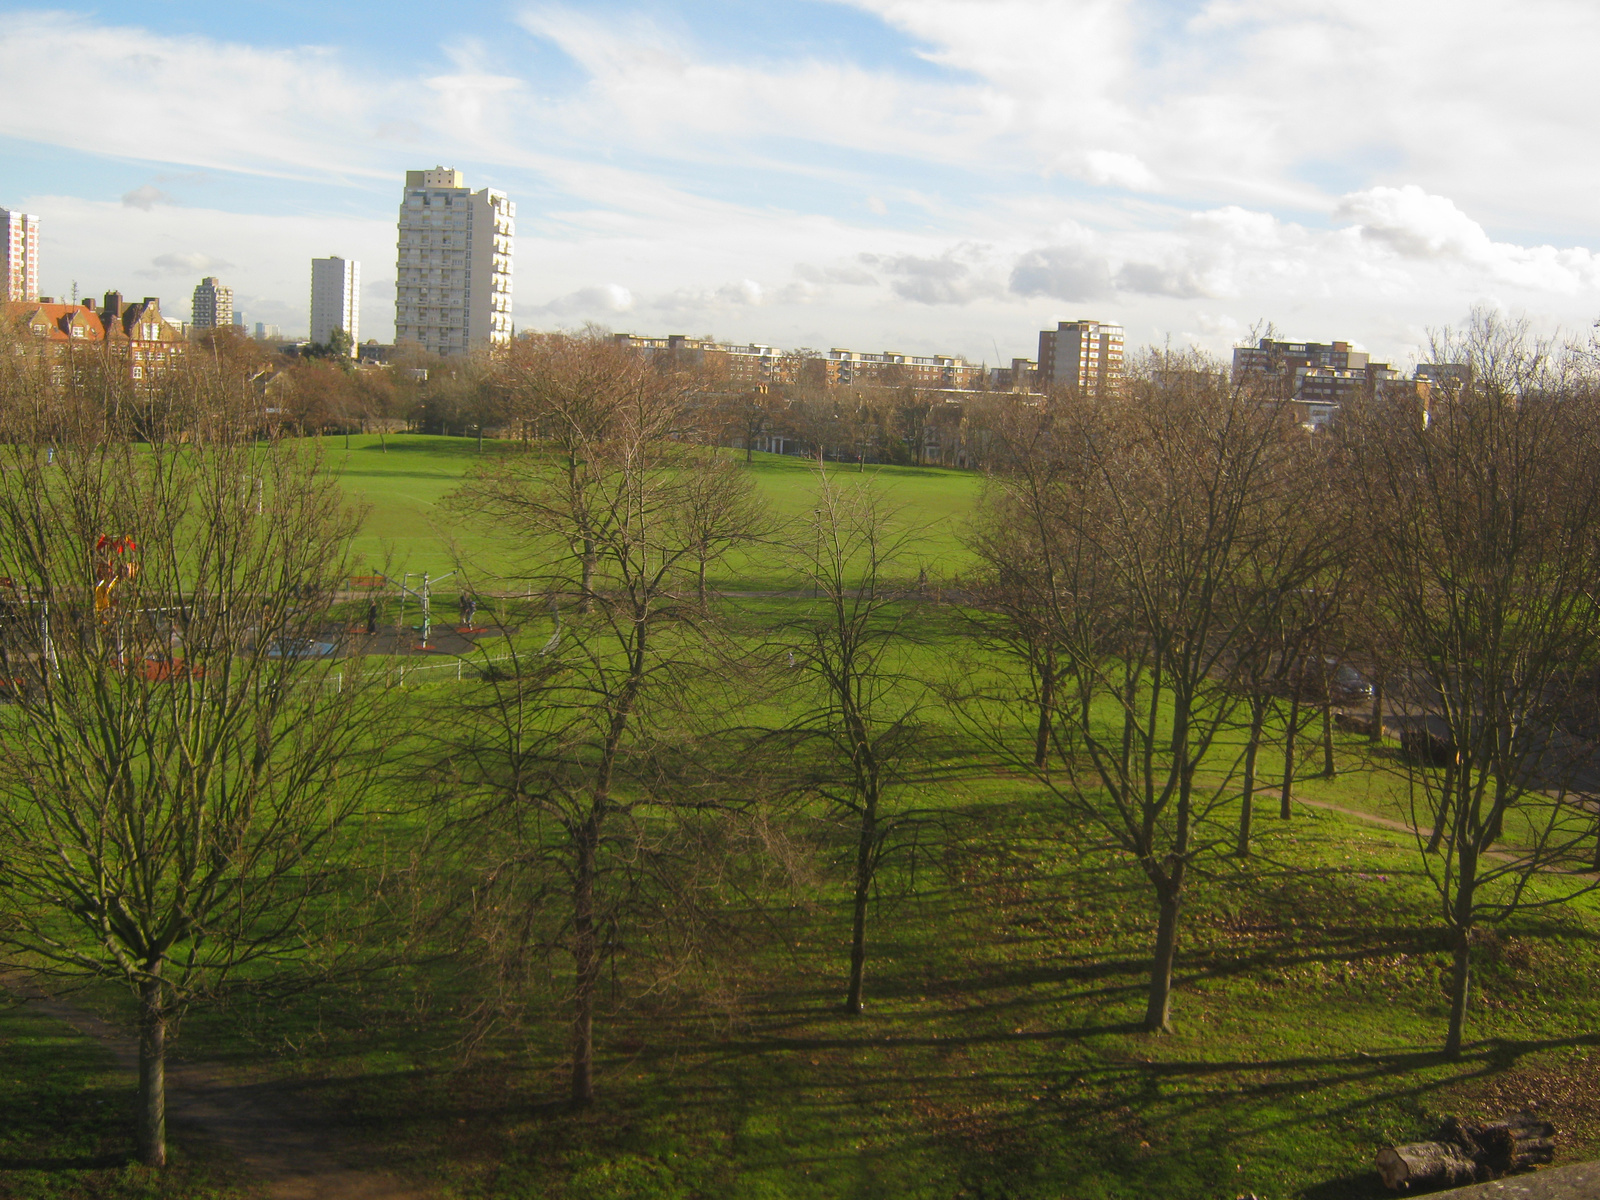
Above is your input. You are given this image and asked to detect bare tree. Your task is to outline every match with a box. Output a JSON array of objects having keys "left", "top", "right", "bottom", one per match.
[
  {"left": 779, "top": 474, "right": 943, "bottom": 1015},
  {"left": 719, "top": 386, "right": 787, "bottom": 461},
  {"left": 443, "top": 332, "right": 767, "bottom": 1104},
  {"left": 1340, "top": 313, "right": 1600, "bottom": 1056},
  {"left": 965, "top": 401, "right": 1074, "bottom": 770},
  {"left": 964, "top": 358, "right": 1318, "bottom": 1031},
  {"left": 679, "top": 451, "right": 769, "bottom": 606},
  {"left": 0, "top": 388, "right": 384, "bottom": 1166}
]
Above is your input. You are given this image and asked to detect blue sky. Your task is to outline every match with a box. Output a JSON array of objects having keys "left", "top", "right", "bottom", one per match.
[{"left": 3, "top": 0, "right": 1600, "bottom": 364}]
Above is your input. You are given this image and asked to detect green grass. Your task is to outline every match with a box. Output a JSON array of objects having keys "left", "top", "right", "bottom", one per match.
[
  {"left": 15, "top": 437, "right": 1600, "bottom": 1199},
  {"left": 0, "top": 1002, "right": 252, "bottom": 1199},
  {"left": 126, "top": 771, "right": 1600, "bottom": 1200},
  {"left": 326, "top": 435, "right": 984, "bottom": 591}
]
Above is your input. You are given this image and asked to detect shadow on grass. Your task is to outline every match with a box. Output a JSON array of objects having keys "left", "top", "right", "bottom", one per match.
[{"left": 0, "top": 1152, "right": 129, "bottom": 1171}]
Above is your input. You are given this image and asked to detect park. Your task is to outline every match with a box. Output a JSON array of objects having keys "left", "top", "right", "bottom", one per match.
[{"left": 5, "top": 348, "right": 1600, "bottom": 1200}]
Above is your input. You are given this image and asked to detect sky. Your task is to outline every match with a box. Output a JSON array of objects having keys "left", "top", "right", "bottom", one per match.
[{"left": 3, "top": 0, "right": 1600, "bottom": 367}]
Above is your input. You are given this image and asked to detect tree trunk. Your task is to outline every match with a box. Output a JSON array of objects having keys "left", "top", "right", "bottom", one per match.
[
  {"left": 1445, "top": 850, "right": 1477, "bottom": 1058},
  {"left": 1144, "top": 889, "right": 1180, "bottom": 1032},
  {"left": 1377, "top": 1112, "right": 1556, "bottom": 1190},
  {"left": 1321, "top": 696, "right": 1336, "bottom": 778},
  {"left": 1369, "top": 678, "right": 1384, "bottom": 744},
  {"left": 580, "top": 538, "right": 595, "bottom": 614},
  {"left": 1238, "top": 697, "right": 1263, "bottom": 856},
  {"left": 1375, "top": 1142, "right": 1479, "bottom": 1191},
  {"left": 1445, "top": 929, "right": 1471, "bottom": 1057},
  {"left": 137, "top": 967, "right": 167, "bottom": 1168},
  {"left": 570, "top": 819, "right": 599, "bottom": 1106},
  {"left": 845, "top": 796, "right": 876, "bottom": 1015},
  {"left": 1485, "top": 774, "right": 1507, "bottom": 844},
  {"left": 1280, "top": 691, "right": 1300, "bottom": 819},
  {"left": 1429, "top": 760, "right": 1455, "bottom": 853},
  {"left": 1033, "top": 655, "right": 1054, "bottom": 770},
  {"left": 1120, "top": 661, "right": 1139, "bottom": 781}
]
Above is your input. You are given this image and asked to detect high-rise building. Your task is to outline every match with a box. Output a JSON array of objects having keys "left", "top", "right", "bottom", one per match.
[
  {"left": 191, "top": 276, "right": 233, "bottom": 329},
  {"left": 395, "top": 166, "right": 515, "bottom": 356},
  {"left": 1037, "top": 319, "right": 1125, "bottom": 397},
  {"left": 310, "top": 256, "right": 360, "bottom": 352},
  {"left": 1, "top": 209, "right": 39, "bottom": 303}
]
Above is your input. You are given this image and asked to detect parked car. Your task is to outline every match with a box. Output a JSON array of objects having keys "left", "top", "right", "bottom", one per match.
[{"left": 1329, "top": 661, "right": 1374, "bottom": 702}]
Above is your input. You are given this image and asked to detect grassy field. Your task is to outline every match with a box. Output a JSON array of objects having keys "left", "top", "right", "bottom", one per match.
[
  {"left": 329, "top": 434, "right": 984, "bottom": 592},
  {"left": 10, "top": 436, "right": 1600, "bottom": 1200}
]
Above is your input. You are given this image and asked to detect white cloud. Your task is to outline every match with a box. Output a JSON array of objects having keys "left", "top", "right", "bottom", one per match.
[
  {"left": 122, "top": 185, "right": 172, "bottom": 210},
  {"left": 533, "top": 284, "right": 636, "bottom": 316},
  {"left": 0, "top": 12, "right": 403, "bottom": 180},
  {"left": 1010, "top": 236, "right": 1113, "bottom": 303},
  {"left": 4, "top": 5, "right": 1600, "bottom": 364},
  {"left": 1334, "top": 185, "right": 1600, "bottom": 295},
  {"left": 148, "top": 251, "right": 233, "bottom": 275},
  {"left": 862, "top": 246, "right": 1004, "bottom": 305}
]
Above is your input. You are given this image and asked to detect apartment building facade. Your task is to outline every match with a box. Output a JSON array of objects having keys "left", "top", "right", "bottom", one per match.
[
  {"left": 191, "top": 277, "right": 233, "bottom": 330},
  {"left": 614, "top": 334, "right": 981, "bottom": 392},
  {"left": 612, "top": 334, "right": 798, "bottom": 385},
  {"left": 395, "top": 167, "right": 515, "bottom": 356},
  {"left": 1, "top": 209, "right": 39, "bottom": 303},
  {"left": 815, "top": 347, "right": 980, "bottom": 390},
  {"left": 310, "top": 256, "right": 360, "bottom": 352},
  {"left": 3, "top": 291, "right": 184, "bottom": 383},
  {"left": 1037, "top": 319, "right": 1125, "bottom": 397},
  {"left": 1232, "top": 337, "right": 1399, "bottom": 427}
]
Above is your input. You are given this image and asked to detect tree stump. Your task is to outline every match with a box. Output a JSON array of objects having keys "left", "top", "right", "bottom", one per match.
[{"left": 1376, "top": 1112, "right": 1556, "bottom": 1190}]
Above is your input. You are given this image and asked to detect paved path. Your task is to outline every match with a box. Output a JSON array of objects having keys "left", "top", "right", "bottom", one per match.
[
  {"left": 10, "top": 979, "right": 436, "bottom": 1200},
  {"left": 1433, "top": 1160, "right": 1600, "bottom": 1198}
]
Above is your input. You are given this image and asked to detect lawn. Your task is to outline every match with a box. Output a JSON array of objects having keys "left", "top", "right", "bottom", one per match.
[
  {"left": 0, "top": 1000, "right": 253, "bottom": 1200},
  {"left": 122, "top": 754, "right": 1600, "bottom": 1200},
  {"left": 327, "top": 434, "right": 985, "bottom": 592},
  {"left": 11, "top": 437, "right": 1600, "bottom": 1200}
]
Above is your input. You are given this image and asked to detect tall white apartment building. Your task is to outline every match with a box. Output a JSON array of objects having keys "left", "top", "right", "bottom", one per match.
[
  {"left": 310, "top": 256, "right": 360, "bottom": 352},
  {"left": 395, "top": 167, "right": 514, "bottom": 356},
  {"left": 1037, "top": 319, "right": 1125, "bottom": 397},
  {"left": 191, "top": 276, "right": 233, "bottom": 329},
  {"left": 1, "top": 209, "right": 39, "bottom": 303}
]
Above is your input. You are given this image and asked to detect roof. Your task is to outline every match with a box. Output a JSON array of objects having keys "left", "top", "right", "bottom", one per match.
[{"left": 2, "top": 302, "right": 107, "bottom": 343}]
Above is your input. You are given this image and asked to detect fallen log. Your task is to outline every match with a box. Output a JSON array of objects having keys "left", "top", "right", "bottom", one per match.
[{"left": 1377, "top": 1112, "right": 1556, "bottom": 1191}]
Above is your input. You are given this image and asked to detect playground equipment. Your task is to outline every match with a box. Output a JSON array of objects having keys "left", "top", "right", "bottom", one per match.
[
  {"left": 93, "top": 534, "right": 138, "bottom": 618},
  {"left": 383, "top": 569, "right": 455, "bottom": 650}
]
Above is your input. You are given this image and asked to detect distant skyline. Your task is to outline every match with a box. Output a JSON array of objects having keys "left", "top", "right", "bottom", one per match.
[{"left": 2, "top": 0, "right": 1599, "bottom": 366}]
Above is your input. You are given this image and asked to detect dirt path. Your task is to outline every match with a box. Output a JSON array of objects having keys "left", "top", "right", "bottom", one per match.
[
  {"left": 9, "top": 980, "right": 437, "bottom": 1200},
  {"left": 1292, "top": 793, "right": 1600, "bottom": 880}
]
